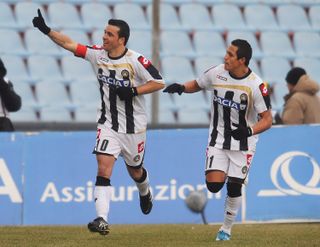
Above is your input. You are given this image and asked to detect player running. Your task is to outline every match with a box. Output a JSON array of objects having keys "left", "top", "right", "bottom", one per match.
[
  {"left": 32, "top": 10, "right": 165, "bottom": 235},
  {"left": 164, "top": 39, "right": 272, "bottom": 241}
]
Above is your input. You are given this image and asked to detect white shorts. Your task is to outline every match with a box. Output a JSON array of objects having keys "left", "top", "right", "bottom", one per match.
[
  {"left": 205, "top": 146, "right": 255, "bottom": 180},
  {"left": 93, "top": 124, "right": 146, "bottom": 167}
]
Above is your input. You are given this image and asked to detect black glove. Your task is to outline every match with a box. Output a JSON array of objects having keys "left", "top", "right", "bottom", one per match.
[
  {"left": 0, "top": 59, "right": 7, "bottom": 78},
  {"left": 163, "top": 83, "right": 185, "bottom": 95},
  {"left": 231, "top": 123, "right": 253, "bottom": 140},
  {"left": 115, "top": 87, "right": 138, "bottom": 101},
  {"left": 32, "top": 9, "right": 51, "bottom": 35}
]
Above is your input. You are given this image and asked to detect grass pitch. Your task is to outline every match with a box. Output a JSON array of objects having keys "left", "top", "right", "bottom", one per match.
[{"left": 0, "top": 223, "right": 319, "bottom": 247}]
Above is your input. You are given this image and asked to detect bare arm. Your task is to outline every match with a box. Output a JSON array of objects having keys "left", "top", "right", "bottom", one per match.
[
  {"left": 47, "top": 30, "right": 78, "bottom": 54},
  {"left": 252, "top": 110, "right": 273, "bottom": 135},
  {"left": 183, "top": 80, "right": 202, "bottom": 93},
  {"left": 136, "top": 81, "right": 165, "bottom": 95}
]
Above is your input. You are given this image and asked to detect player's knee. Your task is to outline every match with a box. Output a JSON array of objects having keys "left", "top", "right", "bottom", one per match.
[
  {"left": 95, "top": 176, "right": 111, "bottom": 186},
  {"left": 206, "top": 181, "right": 224, "bottom": 193},
  {"left": 227, "top": 182, "right": 242, "bottom": 197}
]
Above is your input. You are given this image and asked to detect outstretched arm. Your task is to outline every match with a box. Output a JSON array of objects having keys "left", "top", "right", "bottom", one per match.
[
  {"left": 163, "top": 80, "right": 201, "bottom": 95},
  {"left": 32, "top": 9, "right": 77, "bottom": 53}
]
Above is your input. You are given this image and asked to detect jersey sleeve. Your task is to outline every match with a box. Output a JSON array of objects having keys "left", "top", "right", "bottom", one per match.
[
  {"left": 196, "top": 66, "right": 216, "bottom": 89},
  {"left": 74, "top": 44, "right": 101, "bottom": 64},
  {"left": 136, "top": 55, "right": 165, "bottom": 84},
  {"left": 253, "top": 82, "right": 272, "bottom": 113}
]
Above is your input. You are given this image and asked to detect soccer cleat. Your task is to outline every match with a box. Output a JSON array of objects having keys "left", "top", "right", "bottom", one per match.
[
  {"left": 139, "top": 190, "right": 153, "bottom": 215},
  {"left": 87, "top": 217, "right": 110, "bottom": 236},
  {"left": 215, "top": 230, "right": 231, "bottom": 241}
]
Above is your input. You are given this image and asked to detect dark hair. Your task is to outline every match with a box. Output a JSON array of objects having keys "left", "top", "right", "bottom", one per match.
[
  {"left": 285, "top": 67, "right": 306, "bottom": 85},
  {"left": 108, "top": 19, "right": 130, "bottom": 45},
  {"left": 231, "top": 39, "right": 252, "bottom": 66}
]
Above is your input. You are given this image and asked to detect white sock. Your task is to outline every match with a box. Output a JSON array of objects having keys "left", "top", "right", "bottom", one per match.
[
  {"left": 135, "top": 169, "right": 150, "bottom": 196},
  {"left": 220, "top": 196, "right": 242, "bottom": 235},
  {"left": 94, "top": 186, "right": 112, "bottom": 222}
]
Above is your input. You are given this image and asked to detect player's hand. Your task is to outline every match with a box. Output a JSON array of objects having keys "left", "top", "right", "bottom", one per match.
[
  {"left": 163, "top": 83, "right": 185, "bottom": 95},
  {"left": 115, "top": 87, "right": 138, "bottom": 101},
  {"left": 231, "top": 123, "right": 253, "bottom": 140},
  {"left": 32, "top": 9, "right": 51, "bottom": 35}
]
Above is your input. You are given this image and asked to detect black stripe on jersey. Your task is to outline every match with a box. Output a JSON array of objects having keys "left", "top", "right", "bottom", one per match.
[
  {"left": 138, "top": 56, "right": 162, "bottom": 80},
  {"left": 239, "top": 94, "right": 249, "bottom": 151},
  {"left": 97, "top": 75, "right": 107, "bottom": 124},
  {"left": 125, "top": 98, "right": 134, "bottom": 133},
  {"left": 259, "top": 83, "right": 272, "bottom": 110},
  {"left": 109, "top": 85, "right": 119, "bottom": 132},
  {"left": 209, "top": 90, "right": 219, "bottom": 147},
  {"left": 222, "top": 91, "right": 234, "bottom": 150}
]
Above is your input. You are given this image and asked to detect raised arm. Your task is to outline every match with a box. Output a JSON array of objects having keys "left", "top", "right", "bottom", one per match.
[{"left": 32, "top": 9, "right": 77, "bottom": 53}]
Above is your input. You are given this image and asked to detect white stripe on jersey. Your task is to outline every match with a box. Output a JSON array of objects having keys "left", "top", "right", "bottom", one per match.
[
  {"left": 77, "top": 46, "right": 164, "bottom": 133},
  {"left": 197, "top": 64, "right": 271, "bottom": 151}
]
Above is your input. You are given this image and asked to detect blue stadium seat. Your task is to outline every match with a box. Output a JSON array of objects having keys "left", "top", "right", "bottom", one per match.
[
  {"left": 60, "top": 29, "right": 91, "bottom": 56},
  {"left": 1, "top": 55, "right": 34, "bottom": 85},
  {"left": 260, "top": 31, "right": 296, "bottom": 59},
  {"left": 293, "top": 32, "right": 320, "bottom": 58},
  {"left": 158, "top": 93, "right": 178, "bottom": 124},
  {"left": 15, "top": 2, "right": 45, "bottom": 30},
  {"left": 13, "top": 83, "right": 37, "bottom": 108},
  {"left": 36, "top": 81, "right": 72, "bottom": 108},
  {"left": 40, "top": 106, "right": 73, "bottom": 122},
  {"left": 249, "top": 58, "right": 262, "bottom": 78},
  {"left": 294, "top": 57, "right": 320, "bottom": 82},
  {"left": 74, "top": 105, "right": 98, "bottom": 123},
  {"left": 260, "top": 56, "right": 291, "bottom": 84},
  {"left": 161, "top": 56, "right": 195, "bottom": 84},
  {"left": 0, "top": 29, "right": 29, "bottom": 57},
  {"left": 128, "top": 30, "right": 152, "bottom": 58},
  {"left": 179, "top": 3, "right": 214, "bottom": 31},
  {"left": 194, "top": 56, "right": 223, "bottom": 76},
  {"left": 28, "top": 56, "right": 67, "bottom": 85},
  {"left": 160, "top": 31, "right": 196, "bottom": 58},
  {"left": 61, "top": 56, "right": 97, "bottom": 84},
  {"left": 193, "top": 31, "right": 226, "bottom": 58},
  {"left": 212, "top": 3, "right": 247, "bottom": 31},
  {"left": 0, "top": 3, "right": 19, "bottom": 30},
  {"left": 309, "top": 5, "right": 320, "bottom": 31},
  {"left": 69, "top": 81, "right": 100, "bottom": 108},
  {"left": 81, "top": 3, "right": 112, "bottom": 31},
  {"left": 24, "top": 29, "right": 63, "bottom": 58},
  {"left": 277, "top": 4, "right": 311, "bottom": 32},
  {"left": 91, "top": 30, "right": 103, "bottom": 46},
  {"left": 48, "top": 2, "right": 84, "bottom": 30},
  {"left": 226, "top": 31, "right": 263, "bottom": 59},
  {"left": 10, "top": 105, "right": 38, "bottom": 122},
  {"left": 146, "top": 3, "right": 182, "bottom": 31},
  {"left": 113, "top": 3, "right": 150, "bottom": 30},
  {"left": 244, "top": 4, "right": 279, "bottom": 31}
]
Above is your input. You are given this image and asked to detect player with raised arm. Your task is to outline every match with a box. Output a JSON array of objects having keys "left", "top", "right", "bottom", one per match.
[
  {"left": 164, "top": 39, "right": 272, "bottom": 241},
  {"left": 32, "top": 9, "right": 165, "bottom": 235}
]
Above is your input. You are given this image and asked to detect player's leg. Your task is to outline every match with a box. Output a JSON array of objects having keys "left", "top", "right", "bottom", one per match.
[
  {"left": 121, "top": 131, "right": 152, "bottom": 214},
  {"left": 88, "top": 125, "right": 121, "bottom": 235},
  {"left": 205, "top": 146, "right": 228, "bottom": 193},
  {"left": 217, "top": 150, "right": 254, "bottom": 241}
]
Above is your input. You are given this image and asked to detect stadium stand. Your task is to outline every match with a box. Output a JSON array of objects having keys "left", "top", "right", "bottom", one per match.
[{"left": 1, "top": 0, "right": 319, "bottom": 127}]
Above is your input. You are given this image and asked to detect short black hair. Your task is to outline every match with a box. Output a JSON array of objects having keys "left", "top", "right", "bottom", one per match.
[
  {"left": 108, "top": 19, "right": 130, "bottom": 45},
  {"left": 231, "top": 39, "right": 252, "bottom": 66},
  {"left": 285, "top": 67, "right": 306, "bottom": 85}
]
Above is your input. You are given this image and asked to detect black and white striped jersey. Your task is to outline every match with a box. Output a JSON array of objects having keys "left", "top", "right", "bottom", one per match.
[
  {"left": 197, "top": 64, "right": 271, "bottom": 151},
  {"left": 75, "top": 45, "right": 164, "bottom": 134}
]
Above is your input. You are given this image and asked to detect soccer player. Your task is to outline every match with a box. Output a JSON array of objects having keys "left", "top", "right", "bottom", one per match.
[
  {"left": 32, "top": 10, "right": 165, "bottom": 235},
  {"left": 164, "top": 39, "right": 272, "bottom": 241}
]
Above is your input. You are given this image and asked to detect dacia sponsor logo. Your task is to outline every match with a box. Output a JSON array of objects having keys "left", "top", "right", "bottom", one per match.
[
  {"left": 97, "top": 73, "right": 130, "bottom": 87},
  {"left": 213, "top": 95, "right": 246, "bottom": 110}
]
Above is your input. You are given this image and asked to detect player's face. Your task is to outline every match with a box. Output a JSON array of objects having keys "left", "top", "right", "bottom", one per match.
[
  {"left": 102, "top": 25, "right": 124, "bottom": 52},
  {"left": 224, "top": 45, "right": 242, "bottom": 72}
]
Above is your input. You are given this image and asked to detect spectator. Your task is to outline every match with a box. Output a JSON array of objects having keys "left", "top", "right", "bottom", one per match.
[
  {"left": 282, "top": 67, "right": 320, "bottom": 124},
  {"left": 0, "top": 58, "right": 21, "bottom": 131}
]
